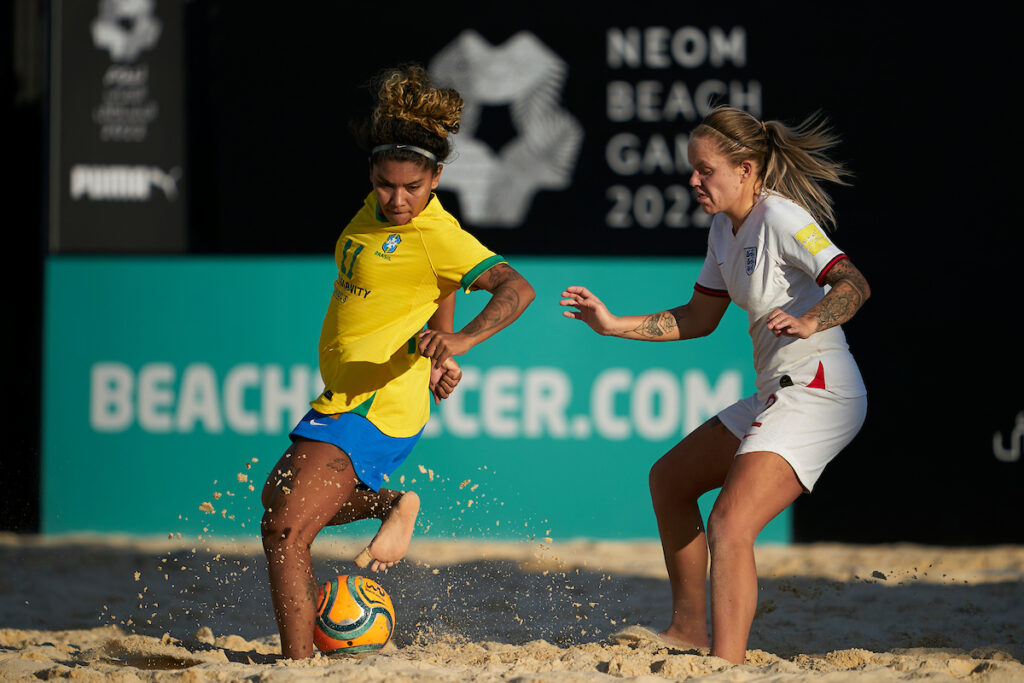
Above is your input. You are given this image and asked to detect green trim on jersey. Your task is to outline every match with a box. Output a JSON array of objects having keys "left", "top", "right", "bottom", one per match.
[
  {"left": 461, "top": 254, "right": 506, "bottom": 292},
  {"left": 349, "top": 393, "right": 376, "bottom": 417}
]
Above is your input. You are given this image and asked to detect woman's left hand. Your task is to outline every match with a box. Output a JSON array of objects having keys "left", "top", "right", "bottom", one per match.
[
  {"left": 418, "top": 329, "right": 472, "bottom": 367},
  {"left": 765, "top": 308, "right": 815, "bottom": 339}
]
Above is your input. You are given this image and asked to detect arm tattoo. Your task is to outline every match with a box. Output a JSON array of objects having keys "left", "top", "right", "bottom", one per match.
[
  {"left": 629, "top": 310, "right": 680, "bottom": 338},
  {"left": 813, "top": 260, "right": 870, "bottom": 332},
  {"left": 472, "top": 263, "right": 525, "bottom": 293},
  {"left": 462, "top": 264, "right": 524, "bottom": 337}
]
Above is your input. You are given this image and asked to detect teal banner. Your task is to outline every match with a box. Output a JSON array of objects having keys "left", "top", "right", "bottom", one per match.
[{"left": 43, "top": 256, "right": 788, "bottom": 543}]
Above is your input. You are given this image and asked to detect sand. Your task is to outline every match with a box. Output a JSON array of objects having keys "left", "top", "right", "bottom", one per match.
[{"left": 1, "top": 533, "right": 1023, "bottom": 681}]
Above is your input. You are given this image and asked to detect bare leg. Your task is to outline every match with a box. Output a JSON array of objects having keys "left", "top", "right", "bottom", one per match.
[
  {"left": 706, "top": 451, "right": 803, "bottom": 664},
  {"left": 330, "top": 488, "right": 421, "bottom": 572},
  {"left": 648, "top": 416, "right": 739, "bottom": 647},
  {"left": 261, "top": 438, "right": 360, "bottom": 659}
]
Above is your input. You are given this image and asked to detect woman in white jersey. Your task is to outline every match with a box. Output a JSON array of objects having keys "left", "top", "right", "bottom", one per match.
[{"left": 561, "top": 105, "right": 869, "bottom": 664}]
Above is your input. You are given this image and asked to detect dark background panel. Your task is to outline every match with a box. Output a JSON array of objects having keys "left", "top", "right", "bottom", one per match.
[
  {"left": 5, "top": 1, "right": 1022, "bottom": 541},
  {"left": 50, "top": 0, "right": 187, "bottom": 251},
  {"left": 178, "top": 3, "right": 1024, "bottom": 544},
  {"left": 181, "top": 5, "right": 969, "bottom": 259},
  {"left": 5, "top": 0, "right": 45, "bottom": 532}
]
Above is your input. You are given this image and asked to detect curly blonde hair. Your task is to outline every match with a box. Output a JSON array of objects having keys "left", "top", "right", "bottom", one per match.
[
  {"left": 693, "top": 106, "right": 851, "bottom": 230},
  {"left": 353, "top": 64, "right": 464, "bottom": 169}
]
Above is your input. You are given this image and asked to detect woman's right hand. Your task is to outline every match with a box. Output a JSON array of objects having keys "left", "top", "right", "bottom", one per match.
[
  {"left": 429, "top": 356, "right": 462, "bottom": 404},
  {"left": 560, "top": 286, "right": 619, "bottom": 336}
]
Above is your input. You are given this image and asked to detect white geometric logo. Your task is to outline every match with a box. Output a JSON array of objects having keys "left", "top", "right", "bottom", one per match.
[
  {"left": 430, "top": 30, "right": 583, "bottom": 227},
  {"left": 91, "top": 0, "right": 162, "bottom": 62}
]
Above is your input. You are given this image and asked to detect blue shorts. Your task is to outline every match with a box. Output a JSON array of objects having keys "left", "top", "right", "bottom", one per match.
[{"left": 289, "top": 409, "right": 422, "bottom": 492}]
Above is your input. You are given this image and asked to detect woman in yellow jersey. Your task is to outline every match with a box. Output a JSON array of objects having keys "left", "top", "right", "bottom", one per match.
[{"left": 260, "top": 64, "right": 535, "bottom": 659}]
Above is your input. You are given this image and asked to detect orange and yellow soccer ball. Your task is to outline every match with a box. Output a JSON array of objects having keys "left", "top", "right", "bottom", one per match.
[{"left": 313, "top": 574, "right": 395, "bottom": 656}]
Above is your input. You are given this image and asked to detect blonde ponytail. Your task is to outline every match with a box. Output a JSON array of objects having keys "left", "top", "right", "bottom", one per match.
[{"left": 694, "top": 106, "right": 851, "bottom": 229}]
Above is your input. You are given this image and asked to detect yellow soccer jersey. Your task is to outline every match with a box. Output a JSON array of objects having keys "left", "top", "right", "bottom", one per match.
[{"left": 311, "top": 191, "right": 505, "bottom": 437}]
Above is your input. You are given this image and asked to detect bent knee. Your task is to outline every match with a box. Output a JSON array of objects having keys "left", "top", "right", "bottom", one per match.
[
  {"left": 648, "top": 455, "right": 705, "bottom": 504},
  {"left": 261, "top": 512, "right": 315, "bottom": 555},
  {"left": 260, "top": 512, "right": 287, "bottom": 550},
  {"left": 705, "top": 507, "right": 757, "bottom": 550},
  {"left": 648, "top": 457, "right": 673, "bottom": 497}
]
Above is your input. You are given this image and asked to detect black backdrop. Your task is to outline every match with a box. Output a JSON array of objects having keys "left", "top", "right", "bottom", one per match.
[{"left": 6, "top": 2, "right": 1022, "bottom": 542}]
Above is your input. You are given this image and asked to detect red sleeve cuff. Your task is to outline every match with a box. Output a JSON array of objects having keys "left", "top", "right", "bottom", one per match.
[
  {"left": 815, "top": 254, "right": 848, "bottom": 286},
  {"left": 694, "top": 283, "right": 730, "bottom": 298}
]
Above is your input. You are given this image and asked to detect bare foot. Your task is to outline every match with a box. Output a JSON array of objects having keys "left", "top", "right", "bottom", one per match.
[
  {"left": 362, "top": 491, "right": 420, "bottom": 572},
  {"left": 609, "top": 625, "right": 707, "bottom": 651},
  {"left": 659, "top": 626, "right": 709, "bottom": 649}
]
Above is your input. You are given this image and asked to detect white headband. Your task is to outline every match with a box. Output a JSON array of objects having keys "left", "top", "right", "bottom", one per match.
[{"left": 371, "top": 144, "right": 438, "bottom": 162}]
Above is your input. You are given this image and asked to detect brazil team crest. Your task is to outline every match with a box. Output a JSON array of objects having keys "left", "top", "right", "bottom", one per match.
[
  {"left": 744, "top": 246, "right": 757, "bottom": 275},
  {"left": 382, "top": 234, "right": 401, "bottom": 254}
]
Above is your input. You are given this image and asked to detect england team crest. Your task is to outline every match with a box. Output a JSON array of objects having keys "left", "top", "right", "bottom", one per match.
[
  {"left": 382, "top": 234, "right": 401, "bottom": 253},
  {"left": 744, "top": 246, "right": 757, "bottom": 275}
]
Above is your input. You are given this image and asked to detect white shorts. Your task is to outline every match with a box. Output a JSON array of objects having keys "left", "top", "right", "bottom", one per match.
[{"left": 717, "top": 380, "right": 867, "bottom": 492}]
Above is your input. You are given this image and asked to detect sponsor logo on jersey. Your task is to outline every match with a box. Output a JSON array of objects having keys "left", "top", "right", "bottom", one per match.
[
  {"left": 333, "top": 277, "right": 371, "bottom": 300},
  {"left": 382, "top": 234, "right": 401, "bottom": 253},
  {"left": 744, "top": 246, "right": 757, "bottom": 275},
  {"left": 795, "top": 224, "right": 831, "bottom": 255}
]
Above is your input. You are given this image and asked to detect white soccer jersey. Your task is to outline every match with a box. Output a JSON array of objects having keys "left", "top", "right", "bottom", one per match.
[{"left": 695, "top": 194, "right": 865, "bottom": 398}]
